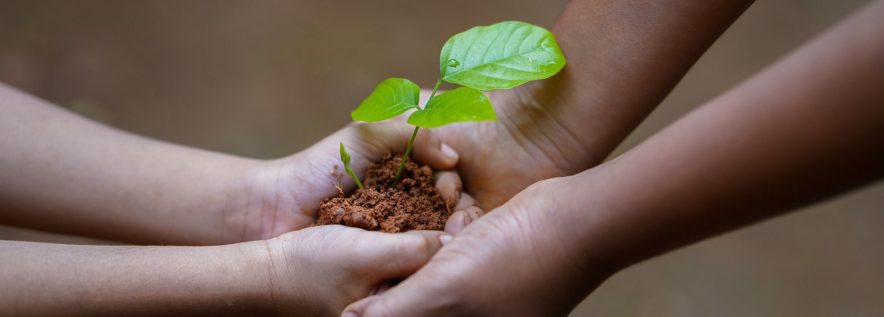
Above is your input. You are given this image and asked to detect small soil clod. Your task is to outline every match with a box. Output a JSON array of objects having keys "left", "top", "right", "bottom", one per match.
[{"left": 316, "top": 154, "right": 450, "bottom": 232}]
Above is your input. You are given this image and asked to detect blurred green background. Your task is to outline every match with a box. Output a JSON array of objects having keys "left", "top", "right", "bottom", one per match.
[{"left": 1, "top": 1, "right": 882, "bottom": 316}]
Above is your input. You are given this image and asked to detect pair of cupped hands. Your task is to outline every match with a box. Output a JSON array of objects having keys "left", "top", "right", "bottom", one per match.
[{"left": 228, "top": 89, "right": 587, "bottom": 317}]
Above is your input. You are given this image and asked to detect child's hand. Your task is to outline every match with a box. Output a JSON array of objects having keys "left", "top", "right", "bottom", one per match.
[
  {"left": 263, "top": 225, "right": 449, "bottom": 316},
  {"left": 218, "top": 121, "right": 468, "bottom": 242}
]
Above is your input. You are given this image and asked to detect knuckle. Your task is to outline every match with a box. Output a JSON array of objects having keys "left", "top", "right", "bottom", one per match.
[
  {"left": 415, "top": 234, "right": 438, "bottom": 258},
  {"left": 401, "top": 233, "right": 438, "bottom": 264}
]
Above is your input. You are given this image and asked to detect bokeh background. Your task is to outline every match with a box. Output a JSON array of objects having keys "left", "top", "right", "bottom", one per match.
[{"left": 1, "top": 0, "right": 882, "bottom": 315}]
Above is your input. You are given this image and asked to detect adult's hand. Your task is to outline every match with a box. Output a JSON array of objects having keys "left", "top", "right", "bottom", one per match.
[
  {"left": 343, "top": 176, "right": 613, "bottom": 317},
  {"left": 426, "top": 0, "right": 754, "bottom": 211},
  {"left": 345, "top": 1, "right": 884, "bottom": 314}
]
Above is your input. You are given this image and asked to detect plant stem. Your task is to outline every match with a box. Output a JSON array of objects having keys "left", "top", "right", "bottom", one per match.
[
  {"left": 344, "top": 164, "right": 365, "bottom": 189},
  {"left": 391, "top": 78, "right": 443, "bottom": 186},
  {"left": 391, "top": 126, "right": 420, "bottom": 186},
  {"left": 427, "top": 78, "right": 443, "bottom": 100}
]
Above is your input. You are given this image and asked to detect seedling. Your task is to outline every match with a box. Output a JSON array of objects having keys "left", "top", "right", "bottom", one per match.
[
  {"left": 339, "top": 143, "right": 364, "bottom": 189},
  {"left": 343, "top": 21, "right": 566, "bottom": 187}
]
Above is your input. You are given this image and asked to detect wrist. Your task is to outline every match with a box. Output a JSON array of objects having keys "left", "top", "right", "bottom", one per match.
[
  {"left": 224, "top": 240, "right": 280, "bottom": 316},
  {"left": 217, "top": 155, "right": 317, "bottom": 243},
  {"left": 260, "top": 231, "right": 323, "bottom": 316},
  {"left": 515, "top": 173, "right": 624, "bottom": 276},
  {"left": 558, "top": 166, "right": 652, "bottom": 274},
  {"left": 161, "top": 152, "right": 266, "bottom": 245},
  {"left": 174, "top": 242, "right": 278, "bottom": 316}
]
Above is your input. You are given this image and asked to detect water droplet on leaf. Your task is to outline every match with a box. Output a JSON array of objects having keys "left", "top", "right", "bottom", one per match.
[{"left": 447, "top": 59, "right": 460, "bottom": 68}]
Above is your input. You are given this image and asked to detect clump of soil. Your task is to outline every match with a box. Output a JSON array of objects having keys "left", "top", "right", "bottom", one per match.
[{"left": 316, "top": 154, "right": 450, "bottom": 232}]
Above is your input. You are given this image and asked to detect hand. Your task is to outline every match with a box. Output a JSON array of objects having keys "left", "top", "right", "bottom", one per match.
[
  {"left": 216, "top": 121, "right": 465, "bottom": 242},
  {"left": 264, "top": 225, "right": 450, "bottom": 316},
  {"left": 0, "top": 225, "right": 447, "bottom": 316},
  {"left": 342, "top": 176, "right": 615, "bottom": 317},
  {"left": 424, "top": 86, "right": 593, "bottom": 210}
]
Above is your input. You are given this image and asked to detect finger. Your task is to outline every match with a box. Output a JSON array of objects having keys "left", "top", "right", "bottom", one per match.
[
  {"left": 342, "top": 295, "right": 381, "bottom": 317},
  {"left": 343, "top": 270, "right": 449, "bottom": 317},
  {"left": 346, "top": 122, "right": 416, "bottom": 162},
  {"left": 464, "top": 206, "right": 485, "bottom": 222},
  {"left": 444, "top": 206, "right": 485, "bottom": 235},
  {"left": 343, "top": 121, "right": 457, "bottom": 170},
  {"left": 411, "top": 130, "right": 459, "bottom": 170},
  {"left": 434, "top": 171, "right": 462, "bottom": 207},
  {"left": 444, "top": 210, "right": 470, "bottom": 235},
  {"left": 357, "top": 230, "right": 449, "bottom": 279},
  {"left": 454, "top": 192, "right": 477, "bottom": 211}
]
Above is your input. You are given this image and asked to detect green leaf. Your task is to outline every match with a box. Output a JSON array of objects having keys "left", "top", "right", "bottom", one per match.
[
  {"left": 407, "top": 87, "right": 496, "bottom": 128},
  {"left": 351, "top": 78, "right": 420, "bottom": 122},
  {"left": 440, "top": 21, "right": 566, "bottom": 90},
  {"left": 339, "top": 142, "right": 351, "bottom": 165}
]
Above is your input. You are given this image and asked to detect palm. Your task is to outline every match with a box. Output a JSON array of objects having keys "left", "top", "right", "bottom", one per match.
[
  {"left": 427, "top": 87, "right": 584, "bottom": 209},
  {"left": 344, "top": 180, "right": 605, "bottom": 316},
  {"left": 224, "top": 122, "right": 462, "bottom": 242}
]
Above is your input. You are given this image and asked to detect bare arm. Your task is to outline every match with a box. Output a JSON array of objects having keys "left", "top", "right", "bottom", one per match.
[
  {"left": 525, "top": 0, "right": 756, "bottom": 166},
  {"left": 0, "top": 239, "right": 271, "bottom": 316},
  {"left": 0, "top": 85, "right": 258, "bottom": 244},
  {"left": 438, "top": 0, "right": 755, "bottom": 208},
  {"left": 565, "top": 0, "right": 884, "bottom": 270},
  {"left": 346, "top": 1, "right": 884, "bottom": 315},
  {"left": 0, "top": 227, "right": 446, "bottom": 316},
  {"left": 0, "top": 84, "right": 462, "bottom": 245}
]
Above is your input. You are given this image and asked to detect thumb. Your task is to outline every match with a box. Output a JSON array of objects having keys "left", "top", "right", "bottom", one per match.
[
  {"left": 342, "top": 279, "right": 453, "bottom": 317},
  {"left": 341, "top": 291, "right": 418, "bottom": 317},
  {"left": 347, "top": 122, "right": 458, "bottom": 170},
  {"left": 356, "top": 230, "right": 450, "bottom": 279},
  {"left": 342, "top": 261, "right": 455, "bottom": 317},
  {"left": 341, "top": 295, "right": 382, "bottom": 317},
  {"left": 411, "top": 130, "right": 459, "bottom": 170}
]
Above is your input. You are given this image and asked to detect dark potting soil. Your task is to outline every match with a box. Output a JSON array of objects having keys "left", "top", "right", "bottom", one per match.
[{"left": 316, "top": 154, "right": 450, "bottom": 232}]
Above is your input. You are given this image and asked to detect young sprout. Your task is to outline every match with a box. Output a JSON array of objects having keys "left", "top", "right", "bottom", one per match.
[
  {"left": 339, "top": 142, "right": 364, "bottom": 189},
  {"left": 342, "top": 21, "right": 567, "bottom": 187}
]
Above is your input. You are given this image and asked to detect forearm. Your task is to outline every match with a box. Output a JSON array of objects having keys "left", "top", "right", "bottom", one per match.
[
  {"left": 562, "top": 0, "right": 884, "bottom": 270},
  {"left": 507, "top": 0, "right": 755, "bottom": 169},
  {"left": 0, "top": 240, "right": 272, "bottom": 316},
  {"left": 0, "top": 84, "right": 259, "bottom": 244}
]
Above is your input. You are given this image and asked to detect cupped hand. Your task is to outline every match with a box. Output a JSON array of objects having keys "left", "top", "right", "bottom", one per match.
[
  {"left": 422, "top": 86, "right": 593, "bottom": 211},
  {"left": 342, "top": 176, "right": 615, "bottom": 317},
  {"left": 264, "top": 225, "right": 450, "bottom": 316},
  {"left": 220, "top": 121, "right": 466, "bottom": 243}
]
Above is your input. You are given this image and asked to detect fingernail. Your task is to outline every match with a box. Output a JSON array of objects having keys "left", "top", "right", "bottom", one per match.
[
  {"left": 462, "top": 212, "right": 473, "bottom": 226},
  {"left": 343, "top": 312, "right": 358, "bottom": 317},
  {"left": 441, "top": 143, "right": 459, "bottom": 162},
  {"left": 439, "top": 234, "right": 452, "bottom": 245},
  {"left": 446, "top": 186, "right": 460, "bottom": 207}
]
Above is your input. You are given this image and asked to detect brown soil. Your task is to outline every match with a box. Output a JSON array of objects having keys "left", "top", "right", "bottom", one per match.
[{"left": 316, "top": 154, "right": 450, "bottom": 232}]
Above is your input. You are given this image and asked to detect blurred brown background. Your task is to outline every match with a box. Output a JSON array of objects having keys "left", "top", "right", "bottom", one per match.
[{"left": 1, "top": 0, "right": 882, "bottom": 316}]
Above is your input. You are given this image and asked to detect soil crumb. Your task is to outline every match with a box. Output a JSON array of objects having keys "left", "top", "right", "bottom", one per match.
[{"left": 316, "top": 154, "right": 450, "bottom": 232}]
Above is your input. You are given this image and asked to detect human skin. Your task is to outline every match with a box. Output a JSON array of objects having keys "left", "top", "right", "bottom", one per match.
[
  {"left": 0, "top": 83, "right": 462, "bottom": 244},
  {"left": 0, "top": 225, "right": 449, "bottom": 316},
  {"left": 0, "top": 0, "right": 754, "bottom": 241},
  {"left": 432, "top": 0, "right": 755, "bottom": 213},
  {"left": 344, "top": 1, "right": 884, "bottom": 316}
]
